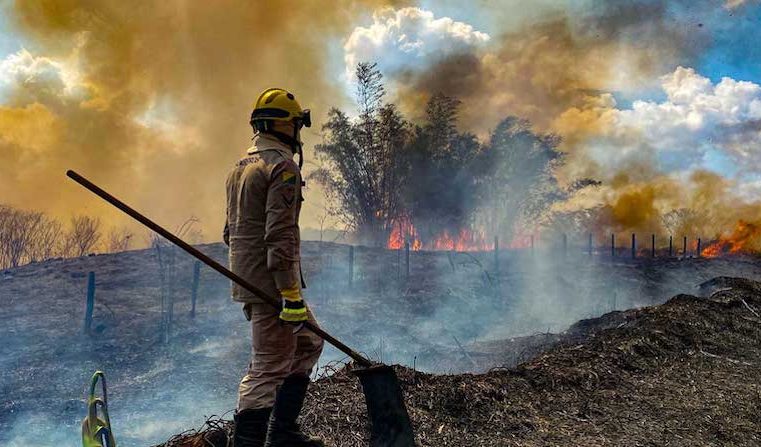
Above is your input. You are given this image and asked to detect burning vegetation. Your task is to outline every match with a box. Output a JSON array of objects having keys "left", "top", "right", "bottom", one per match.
[
  {"left": 2, "top": 2, "right": 760, "bottom": 258},
  {"left": 702, "top": 220, "right": 761, "bottom": 258},
  {"left": 312, "top": 63, "right": 565, "bottom": 251},
  {"left": 311, "top": 63, "right": 761, "bottom": 258},
  {"left": 386, "top": 218, "right": 491, "bottom": 252}
]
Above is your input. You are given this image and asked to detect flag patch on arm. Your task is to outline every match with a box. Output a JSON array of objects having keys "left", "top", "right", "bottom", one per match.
[{"left": 282, "top": 172, "right": 297, "bottom": 185}]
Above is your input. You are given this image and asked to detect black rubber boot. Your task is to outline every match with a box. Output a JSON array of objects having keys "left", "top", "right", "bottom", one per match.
[
  {"left": 233, "top": 407, "right": 272, "bottom": 447},
  {"left": 264, "top": 375, "right": 324, "bottom": 447}
]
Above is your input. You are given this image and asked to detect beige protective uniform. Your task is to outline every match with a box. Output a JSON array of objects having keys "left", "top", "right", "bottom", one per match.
[{"left": 224, "top": 133, "right": 324, "bottom": 410}]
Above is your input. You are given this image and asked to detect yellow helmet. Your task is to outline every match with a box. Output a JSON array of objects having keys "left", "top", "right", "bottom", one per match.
[{"left": 250, "top": 88, "right": 311, "bottom": 131}]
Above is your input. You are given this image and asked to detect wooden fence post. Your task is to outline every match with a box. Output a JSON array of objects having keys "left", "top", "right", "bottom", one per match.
[
  {"left": 651, "top": 234, "right": 656, "bottom": 258},
  {"left": 683, "top": 236, "right": 687, "bottom": 258},
  {"left": 530, "top": 235, "right": 534, "bottom": 255},
  {"left": 190, "top": 261, "right": 200, "bottom": 318},
  {"left": 397, "top": 247, "right": 401, "bottom": 280},
  {"left": 494, "top": 236, "right": 499, "bottom": 275},
  {"left": 631, "top": 233, "right": 636, "bottom": 259},
  {"left": 84, "top": 271, "right": 95, "bottom": 334},
  {"left": 348, "top": 245, "right": 354, "bottom": 287},
  {"left": 611, "top": 234, "right": 615, "bottom": 258},
  {"left": 405, "top": 241, "right": 410, "bottom": 279},
  {"left": 697, "top": 238, "right": 701, "bottom": 258}
]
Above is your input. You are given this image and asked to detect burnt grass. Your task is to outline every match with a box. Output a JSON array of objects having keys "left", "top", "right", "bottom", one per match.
[
  {"left": 3, "top": 242, "right": 761, "bottom": 445},
  {"left": 160, "top": 277, "right": 761, "bottom": 447}
]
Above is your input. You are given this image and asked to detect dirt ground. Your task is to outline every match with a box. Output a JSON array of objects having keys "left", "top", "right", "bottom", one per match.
[{"left": 161, "top": 276, "right": 761, "bottom": 447}]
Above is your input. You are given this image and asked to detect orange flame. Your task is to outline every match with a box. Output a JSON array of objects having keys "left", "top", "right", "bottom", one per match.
[
  {"left": 701, "top": 220, "right": 761, "bottom": 258},
  {"left": 387, "top": 217, "right": 422, "bottom": 250},
  {"left": 427, "top": 228, "right": 491, "bottom": 252},
  {"left": 386, "top": 217, "right": 545, "bottom": 252},
  {"left": 386, "top": 218, "right": 490, "bottom": 251}
]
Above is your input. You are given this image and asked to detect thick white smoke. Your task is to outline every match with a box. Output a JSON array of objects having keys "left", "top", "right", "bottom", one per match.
[{"left": 343, "top": 7, "right": 490, "bottom": 80}]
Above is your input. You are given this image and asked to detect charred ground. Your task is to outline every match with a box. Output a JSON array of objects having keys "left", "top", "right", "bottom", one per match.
[
  {"left": 162, "top": 277, "right": 761, "bottom": 447},
  {"left": 1, "top": 242, "right": 760, "bottom": 445}
]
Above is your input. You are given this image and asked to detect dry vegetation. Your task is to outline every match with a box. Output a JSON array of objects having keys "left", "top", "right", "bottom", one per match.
[{"left": 0, "top": 204, "right": 135, "bottom": 268}]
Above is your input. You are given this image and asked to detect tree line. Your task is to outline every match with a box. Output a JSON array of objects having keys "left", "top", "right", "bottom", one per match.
[
  {"left": 0, "top": 204, "right": 133, "bottom": 269},
  {"left": 311, "top": 62, "right": 571, "bottom": 246}
]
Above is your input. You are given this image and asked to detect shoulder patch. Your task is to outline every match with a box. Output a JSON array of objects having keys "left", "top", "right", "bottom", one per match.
[{"left": 282, "top": 171, "right": 297, "bottom": 185}]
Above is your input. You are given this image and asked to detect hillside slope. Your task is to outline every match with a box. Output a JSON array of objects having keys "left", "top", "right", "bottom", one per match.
[{"left": 2, "top": 242, "right": 761, "bottom": 445}]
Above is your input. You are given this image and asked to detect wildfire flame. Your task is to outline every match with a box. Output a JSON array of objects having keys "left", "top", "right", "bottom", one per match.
[
  {"left": 427, "top": 228, "right": 491, "bottom": 252},
  {"left": 387, "top": 217, "right": 490, "bottom": 251},
  {"left": 701, "top": 220, "right": 761, "bottom": 258},
  {"left": 387, "top": 217, "right": 422, "bottom": 250},
  {"left": 387, "top": 217, "right": 531, "bottom": 252}
]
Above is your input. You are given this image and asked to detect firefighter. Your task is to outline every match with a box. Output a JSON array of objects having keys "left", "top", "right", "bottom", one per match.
[{"left": 224, "top": 88, "right": 324, "bottom": 447}]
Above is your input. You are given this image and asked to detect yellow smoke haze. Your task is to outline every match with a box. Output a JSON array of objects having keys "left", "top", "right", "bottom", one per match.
[
  {"left": 393, "top": 9, "right": 696, "bottom": 137},
  {"left": 383, "top": 4, "right": 761, "bottom": 242},
  {"left": 0, "top": 0, "right": 402, "bottom": 242},
  {"left": 552, "top": 170, "right": 761, "bottom": 240}
]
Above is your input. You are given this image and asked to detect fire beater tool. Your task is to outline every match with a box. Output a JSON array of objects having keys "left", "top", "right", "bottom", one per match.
[{"left": 66, "top": 170, "right": 415, "bottom": 447}]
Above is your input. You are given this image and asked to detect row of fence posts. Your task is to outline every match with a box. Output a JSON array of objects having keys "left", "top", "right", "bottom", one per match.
[
  {"left": 603, "top": 234, "right": 702, "bottom": 259},
  {"left": 531, "top": 233, "right": 703, "bottom": 259},
  {"left": 85, "top": 232, "right": 707, "bottom": 333},
  {"left": 341, "top": 232, "right": 707, "bottom": 288},
  {"left": 473, "top": 234, "right": 705, "bottom": 260},
  {"left": 82, "top": 260, "right": 204, "bottom": 337}
]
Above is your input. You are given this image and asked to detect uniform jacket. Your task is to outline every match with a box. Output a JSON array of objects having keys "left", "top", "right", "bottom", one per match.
[{"left": 224, "top": 133, "right": 303, "bottom": 303}]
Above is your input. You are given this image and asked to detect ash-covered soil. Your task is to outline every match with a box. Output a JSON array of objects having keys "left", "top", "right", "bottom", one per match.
[
  {"left": 1, "top": 241, "right": 760, "bottom": 445},
  {"left": 160, "top": 277, "right": 761, "bottom": 447}
]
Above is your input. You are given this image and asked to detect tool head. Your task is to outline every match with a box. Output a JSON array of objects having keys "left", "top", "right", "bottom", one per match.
[{"left": 353, "top": 364, "right": 416, "bottom": 447}]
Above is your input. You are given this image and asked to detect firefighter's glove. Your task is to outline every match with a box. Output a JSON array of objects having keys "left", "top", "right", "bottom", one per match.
[{"left": 279, "top": 286, "right": 308, "bottom": 332}]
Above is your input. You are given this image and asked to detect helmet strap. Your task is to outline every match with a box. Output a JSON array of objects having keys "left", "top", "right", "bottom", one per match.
[{"left": 293, "top": 124, "right": 304, "bottom": 169}]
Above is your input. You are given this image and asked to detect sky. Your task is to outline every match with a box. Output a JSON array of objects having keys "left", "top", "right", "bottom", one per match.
[{"left": 0, "top": 0, "right": 760, "bottom": 240}]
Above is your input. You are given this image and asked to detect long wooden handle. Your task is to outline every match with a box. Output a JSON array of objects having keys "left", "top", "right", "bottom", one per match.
[{"left": 66, "top": 170, "right": 373, "bottom": 368}]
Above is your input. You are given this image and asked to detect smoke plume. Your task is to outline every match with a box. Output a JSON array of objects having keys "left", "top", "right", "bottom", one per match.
[
  {"left": 0, "top": 0, "right": 397, "bottom": 240},
  {"left": 345, "top": 2, "right": 761, "bottom": 240},
  {"left": 2, "top": 1, "right": 760, "bottom": 244}
]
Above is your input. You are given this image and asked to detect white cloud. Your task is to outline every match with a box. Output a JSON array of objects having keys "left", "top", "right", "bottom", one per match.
[
  {"left": 660, "top": 66, "right": 713, "bottom": 105},
  {"left": 343, "top": 7, "right": 490, "bottom": 79},
  {"left": 566, "top": 67, "right": 761, "bottom": 178},
  {"left": 0, "top": 49, "right": 65, "bottom": 100},
  {"left": 724, "top": 0, "right": 760, "bottom": 10},
  {"left": 737, "top": 177, "right": 761, "bottom": 200},
  {"left": 0, "top": 48, "right": 85, "bottom": 104}
]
